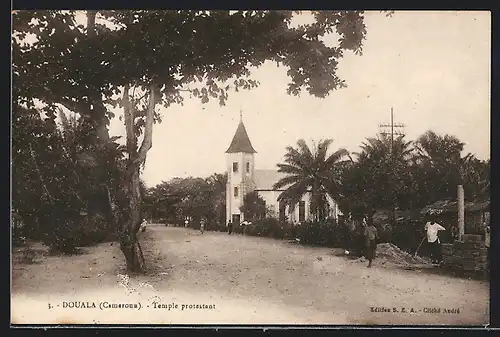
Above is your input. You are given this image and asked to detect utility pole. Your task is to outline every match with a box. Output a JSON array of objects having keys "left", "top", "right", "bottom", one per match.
[
  {"left": 457, "top": 185, "right": 465, "bottom": 241},
  {"left": 379, "top": 107, "right": 405, "bottom": 152},
  {"left": 378, "top": 107, "right": 406, "bottom": 228}
]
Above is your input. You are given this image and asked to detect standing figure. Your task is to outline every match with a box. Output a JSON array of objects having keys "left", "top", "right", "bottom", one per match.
[
  {"left": 227, "top": 221, "right": 233, "bottom": 235},
  {"left": 140, "top": 218, "right": 147, "bottom": 232},
  {"left": 200, "top": 218, "right": 205, "bottom": 234},
  {"left": 363, "top": 217, "right": 378, "bottom": 268},
  {"left": 424, "top": 219, "right": 446, "bottom": 264},
  {"left": 484, "top": 224, "right": 490, "bottom": 268},
  {"left": 241, "top": 220, "right": 251, "bottom": 235}
]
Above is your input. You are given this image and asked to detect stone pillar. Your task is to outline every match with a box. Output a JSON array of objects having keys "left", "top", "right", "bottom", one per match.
[{"left": 457, "top": 185, "right": 465, "bottom": 241}]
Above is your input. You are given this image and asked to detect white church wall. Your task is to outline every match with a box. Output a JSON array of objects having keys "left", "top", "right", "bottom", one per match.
[
  {"left": 288, "top": 192, "right": 311, "bottom": 223},
  {"left": 256, "top": 190, "right": 313, "bottom": 223},
  {"left": 226, "top": 152, "right": 255, "bottom": 223},
  {"left": 256, "top": 190, "right": 280, "bottom": 217}
]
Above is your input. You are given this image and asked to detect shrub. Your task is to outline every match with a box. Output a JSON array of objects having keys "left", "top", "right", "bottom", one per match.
[
  {"left": 75, "top": 213, "right": 114, "bottom": 246},
  {"left": 21, "top": 246, "right": 38, "bottom": 264},
  {"left": 39, "top": 211, "right": 117, "bottom": 254},
  {"left": 248, "top": 218, "right": 282, "bottom": 238},
  {"left": 232, "top": 222, "right": 244, "bottom": 234},
  {"left": 209, "top": 221, "right": 227, "bottom": 232},
  {"left": 296, "top": 221, "right": 333, "bottom": 246},
  {"left": 389, "top": 219, "right": 436, "bottom": 257},
  {"left": 40, "top": 214, "right": 80, "bottom": 255},
  {"left": 294, "top": 218, "right": 362, "bottom": 249},
  {"left": 13, "top": 236, "right": 26, "bottom": 247}
]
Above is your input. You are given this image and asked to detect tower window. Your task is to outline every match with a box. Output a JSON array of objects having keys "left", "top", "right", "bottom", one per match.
[
  {"left": 246, "top": 161, "right": 250, "bottom": 173},
  {"left": 233, "top": 162, "right": 238, "bottom": 173},
  {"left": 234, "top": 187, "right": 239, "bottom": 197}
]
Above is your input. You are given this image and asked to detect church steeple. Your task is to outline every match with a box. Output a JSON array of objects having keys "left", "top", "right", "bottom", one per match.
[{"left": 225, "top": 112, "right": 257, "bottom": 154}]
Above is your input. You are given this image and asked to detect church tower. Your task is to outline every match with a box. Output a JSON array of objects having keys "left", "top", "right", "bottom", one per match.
[{"left": 225, "top": 114, "right": 256, "bottom": 225}]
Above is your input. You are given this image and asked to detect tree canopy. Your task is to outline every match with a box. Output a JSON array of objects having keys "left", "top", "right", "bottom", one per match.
[
  {"left": 274, "top": 139, "right": 349, "bottom": 222},
  {"left": 13, "top": 10, "right": 370, "bottom": 120},
  {"left": 12, "top": 10, "right": 379, "bottom": 271}
]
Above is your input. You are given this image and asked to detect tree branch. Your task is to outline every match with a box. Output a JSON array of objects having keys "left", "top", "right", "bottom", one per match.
[
  {"left": 135, "top": 83, "right": 156, "bottom": 165},
  {"left": 87, "top": 11, "right": 97, "bottom": 36},
  {"left": 123, "top": 84, "right": 137, "bottom": 158},
  {"left": 29, "top": 142, "right": 55, "bottom": 205}
]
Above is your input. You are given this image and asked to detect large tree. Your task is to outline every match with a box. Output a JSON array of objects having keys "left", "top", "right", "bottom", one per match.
[
  {"left": 13, "top": 10, "right": 378, "bottom": 272},
  {"left": 240, "top": 191, "right": 267, "bottom": 222},
  {"left": 273, "top": 139, "right": 349, "bottom": 222},
  {"left": 413, "top": 130, "right": 489, "bottom": 204},
  {"left": 145, "top": 173, "right": 227, "bottom": 227},
  {"left": 338, "top": 133, "right": 415, "bottom": 219},
  {"left": 205, "top": 173, "right": 228, "bottom": 227}
]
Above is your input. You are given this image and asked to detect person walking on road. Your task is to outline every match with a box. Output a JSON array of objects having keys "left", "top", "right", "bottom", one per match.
[
  {"left": 200, "top": 218, "right": 205, "bottom": 234},
  {"left": 227, "top": 221, "right": 233, "bottom": 235},
  {"left": 363, "top": 217, "right": 378, "bottom": 268},
  {"left": 424, "top": 219, "right": 446, "bottom": 264}
]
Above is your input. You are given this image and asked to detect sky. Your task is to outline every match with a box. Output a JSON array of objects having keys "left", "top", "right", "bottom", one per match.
[{"left": 84, "top": 11, "right": 492, "bottom": 187}]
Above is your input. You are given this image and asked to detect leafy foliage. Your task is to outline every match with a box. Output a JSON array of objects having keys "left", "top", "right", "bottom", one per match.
[
  {"left": 145, "top": 173, "right": 227, "bottom": 229},
  {"left": 12, "top": 103, "right": 124, "bottom": 252},
  {"left": 274, "top": 139, "right": 349, "bottom": 222},
  {"left": 13, "top": 10, "right": 370, "bottom": 119},
  {"left": 413, "top": 130, "right": 489, "bottom": 204},
  {"left": 338, "top": 133, "right": 415, "bottom": 218},
  {"left": 13, "top": 10, "right": 372, "bottom": 271},
  {"left": 338, "top": 130, "right": 489, "bottom": 220},
  {"left": 240, "top": 191, "right": 267, "bottom": 221}
]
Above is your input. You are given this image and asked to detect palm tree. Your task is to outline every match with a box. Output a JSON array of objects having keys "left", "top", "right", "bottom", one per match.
[
  {"left": 458, "top": 154, "right": 490, "bottom": 200},
  {"left": 413, "top": 130, "right": 467, "bottom": 203},
  {"left": 273, "top": 139, "right": 349, "bottom": 222},
  {"left": 338, "top": 133, "right": 415, "bottom": 218}
]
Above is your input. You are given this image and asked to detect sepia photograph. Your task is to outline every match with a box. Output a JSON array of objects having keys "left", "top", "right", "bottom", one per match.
[{"left": 11, "top": 10, "right": 490, "bottom": 326}]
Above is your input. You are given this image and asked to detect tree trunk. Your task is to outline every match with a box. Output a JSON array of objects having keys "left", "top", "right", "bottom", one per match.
[
  {"left": 119, "top": 168, "right": 146, "bottom": 272},
  {"left": 117, "top": 82, "right": 156, "bottom": 273}
]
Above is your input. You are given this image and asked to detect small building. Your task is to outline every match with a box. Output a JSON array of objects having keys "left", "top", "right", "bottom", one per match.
[
  {"left": 420, "top": 199, "right": 490, "bottom": 274},
  {"left": 420, "top": 199, "right": 490, "bottom": 235}
]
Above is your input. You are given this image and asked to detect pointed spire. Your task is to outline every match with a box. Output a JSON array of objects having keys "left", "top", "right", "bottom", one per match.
[{"left": 226, "top": 111, "right": 257, "bottom": 154}]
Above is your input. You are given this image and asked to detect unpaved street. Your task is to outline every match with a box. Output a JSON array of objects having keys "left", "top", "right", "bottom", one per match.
[{"left": 11, "top": 225, "right": 489, "bottom": 325}]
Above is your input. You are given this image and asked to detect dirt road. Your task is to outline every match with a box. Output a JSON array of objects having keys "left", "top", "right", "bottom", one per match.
[{"left": 11, "top": 225, "right": 489, "bottom": 325}]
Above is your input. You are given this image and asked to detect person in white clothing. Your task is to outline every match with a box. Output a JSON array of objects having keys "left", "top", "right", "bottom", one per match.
[
  {"left": 424, "top": 220, "right": 446, "bottom": 264},
  {"left": 140, "top": 219, "right": 147, "bottom": 232}
]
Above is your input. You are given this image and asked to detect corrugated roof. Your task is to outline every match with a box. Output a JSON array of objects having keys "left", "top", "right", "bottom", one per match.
[
  {"left": 225, "top": 120, "right": 257, "bottom": 154},
  {"left": 373, "top": 210, "right": 420, "bottom": 225},
  {"left": 420, "top": 199, "right": 490, "bottom": 215},
  {"left": 465, "top": 200, "right": 490, "bottom": 212},
  {"left": 420, "top": 200, "right": 457, "bottom": 215},
  {"left": 252, "top": 169, "right": 287, "bottom": 190}
]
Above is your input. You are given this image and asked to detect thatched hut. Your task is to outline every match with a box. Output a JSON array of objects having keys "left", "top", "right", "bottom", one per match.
[
  {"left": 421, "top": 199, "right": 490, "bottom": 274},
  {"left": 420, "top": 199, "right": 490, "bottom": 235}
]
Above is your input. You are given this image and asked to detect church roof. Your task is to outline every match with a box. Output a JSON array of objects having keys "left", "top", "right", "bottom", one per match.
[
  {"left": 226, "top": 120, "right": 257, "bottom": 154},
  {"left": 252, "top": 169, "right": 287, "bottom": 191}
]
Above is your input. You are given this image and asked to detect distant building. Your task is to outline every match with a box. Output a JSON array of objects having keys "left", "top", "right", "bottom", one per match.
[{"left": 225, "top": 118, "right": 339, "bottom": 225}]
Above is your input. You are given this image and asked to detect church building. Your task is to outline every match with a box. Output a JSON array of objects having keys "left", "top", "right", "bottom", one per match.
[{"left": 225, "top": 118, "right": 340, "bottom": 225}]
